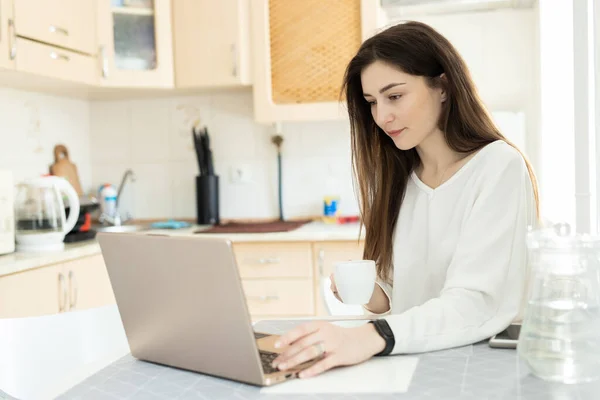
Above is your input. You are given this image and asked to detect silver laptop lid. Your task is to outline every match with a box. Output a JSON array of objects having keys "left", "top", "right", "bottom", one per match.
[{"left": 97, "top": 232, "right": 264, "bottom": 386}]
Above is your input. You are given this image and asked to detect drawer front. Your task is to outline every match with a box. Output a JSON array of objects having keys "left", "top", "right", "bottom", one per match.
[
  {"left": 242, "top": 279, "right": 313, "bottom": 316},
  {"left": 15, "top": 0, "right": 96, "bottom": 54},
  {"left": 233, "top": 242, "right": 312, "bottom": 278},
  {"left": 16, "top": 39, "right": 98, "bottom": 85}
]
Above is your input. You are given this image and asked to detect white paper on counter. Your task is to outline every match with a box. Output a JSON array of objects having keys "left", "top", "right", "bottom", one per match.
[{"left": 260, "top": 355, "right": 419, "bottom": 394}]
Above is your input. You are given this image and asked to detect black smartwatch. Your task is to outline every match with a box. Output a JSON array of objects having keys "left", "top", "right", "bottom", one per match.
[{"left": 369, "top": 319, "right": 395, "bottom": 356}]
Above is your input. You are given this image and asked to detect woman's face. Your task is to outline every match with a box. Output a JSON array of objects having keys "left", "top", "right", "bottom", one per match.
[{"left": 361, "top": 60, "right": 446, "bottom": 150}]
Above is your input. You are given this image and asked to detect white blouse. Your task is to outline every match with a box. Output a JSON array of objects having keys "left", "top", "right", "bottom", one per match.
[{"left": 369, "top": 140, "right": 537, "bottom": 354}]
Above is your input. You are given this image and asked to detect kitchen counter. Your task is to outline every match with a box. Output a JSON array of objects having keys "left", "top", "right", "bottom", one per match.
[
  {"left": 155, "top": 220, "right": 364, "bottom": 242},
  {"left": 0, "top": 221, "right": 363, "bottom": 278},
  {"left": 0, "top": 240, "right": 101, "bottom": 277}
]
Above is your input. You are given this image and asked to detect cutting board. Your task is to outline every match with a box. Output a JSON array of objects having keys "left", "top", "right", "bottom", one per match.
[{"left": 50, "top": 144, "right": 83, "bottom": 196}]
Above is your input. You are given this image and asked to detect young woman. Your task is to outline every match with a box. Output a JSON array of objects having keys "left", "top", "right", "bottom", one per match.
[{"left": 271, "top": 21, "right": 539, "bottom": 379}]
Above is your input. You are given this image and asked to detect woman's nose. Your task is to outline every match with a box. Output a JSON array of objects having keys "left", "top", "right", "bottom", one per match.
[{"left": 375, "top": 104, "right": 395, "bottom": 127}]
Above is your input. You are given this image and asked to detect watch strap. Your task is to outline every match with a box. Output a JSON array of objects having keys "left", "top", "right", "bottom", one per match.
[{"left": 369, "top": 319, "right": 395, "bottom": 356}]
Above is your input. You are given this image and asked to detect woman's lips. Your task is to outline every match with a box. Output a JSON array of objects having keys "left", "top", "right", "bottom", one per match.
[{"left": 387, "top": 128, "right": 406, "bottom": 137}]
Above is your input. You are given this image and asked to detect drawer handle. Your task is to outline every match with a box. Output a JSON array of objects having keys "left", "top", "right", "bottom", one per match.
[
  {"left": 247, "top": 295, "right": 280, "bottom": 302},
  {"left": 68, "top": 270, "right": 78, "bottom": 309},
  {"left": 318, "top": 249, "right": 325, "bottom": 276},
  {"left": 57, "top": 273, "right": 68, "bottom": 312},
  {"left": 8, "top": 19, "right": 16, "bottom": 60},
  {"left": 99, "top": 45, "right": 109, "bottom": 78},
  {"left": 50, "top": 52, "right": 70, "bottom": 62},
  {"left": 255, "top": 257, "right": 281, "bottom": 265},
  {"left": 49, "top": 25, "right": 69, "bottom": 36},
  {"left": 231, "top": 43, "right": 237, "bottom": 77}
]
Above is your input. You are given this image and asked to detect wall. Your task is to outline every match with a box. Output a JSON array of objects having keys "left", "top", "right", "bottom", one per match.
[
  {"left": 396, "top": 8, "right": 540, "bottom": 176},
  {"left": 0, "top": 88, "right": 92, "bottom": 187},
  {"left": 0, "top": 8, "right": 539, "bottom": 223},
  {"left": 89, "top": 7, "right": 538, "bottom": 221},
  {"left": 89, "top": 91, "right": 358, "bottom": 221}
]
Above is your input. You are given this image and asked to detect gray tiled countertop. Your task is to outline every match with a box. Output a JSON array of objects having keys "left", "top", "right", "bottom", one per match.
[{"left": 58, "top": 319, "right": 600, "bottom": 400}]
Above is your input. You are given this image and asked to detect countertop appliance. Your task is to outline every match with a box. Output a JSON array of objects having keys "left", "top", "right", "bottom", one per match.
[
  {"left": 14, "top": 176, "right": 80, "bottom": 252},
  {"left": 0, "top": 170, "right": 15, "bottom": 255}
]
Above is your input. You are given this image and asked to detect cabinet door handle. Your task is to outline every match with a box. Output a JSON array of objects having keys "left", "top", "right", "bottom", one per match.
[
  {"left": 68, "top": 270, "right": 78, "bottom": 309},
  {"left": 99, "top": 45, "right": 109, "bottom": 78},
  {"left": 50, "top": 51, "right": 70, "bottom": 62},
  {"left": 49, "top": 25, "right": 69, "bottom": 36},
  {"left": 8, "top": 19, "right": 16, "bottom": 60},
  {"left": 247, "top": 295, "right": 279, "bottom": 302},
  {"left": 57, "top": 273, "right": 68, "bottom": 312},
  {"left": 318, "top": 249, "right": 325, "bottom": 276},
  {"left": 231, "top": 43, "right": 237, "bottom": 77}
]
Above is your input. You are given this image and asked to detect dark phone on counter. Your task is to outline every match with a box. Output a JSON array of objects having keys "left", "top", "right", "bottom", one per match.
[{"left": 488, "top": 323, "right": 521, "bottom": 349}]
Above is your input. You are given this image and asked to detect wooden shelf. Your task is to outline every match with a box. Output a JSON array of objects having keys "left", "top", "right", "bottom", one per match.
[{"left": 111, "top": 6, "right": 154, "bottom": 16}]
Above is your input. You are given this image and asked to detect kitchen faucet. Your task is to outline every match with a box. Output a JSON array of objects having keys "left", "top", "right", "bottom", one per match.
[{"left": 99, "top": 169, "right": 136, "bottom": 226}]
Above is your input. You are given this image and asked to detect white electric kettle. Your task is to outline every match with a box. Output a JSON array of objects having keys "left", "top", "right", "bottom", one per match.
[{"left": 14, "top": 176, "right": 80, "bottom": 252}]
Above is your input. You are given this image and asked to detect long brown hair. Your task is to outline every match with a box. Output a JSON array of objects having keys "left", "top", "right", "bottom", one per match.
[{"left": 341, "top": 21, "right": 540, "bottom": 283}]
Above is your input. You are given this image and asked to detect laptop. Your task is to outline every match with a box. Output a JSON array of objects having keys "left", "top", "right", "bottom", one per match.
[{"left": 97, "top": 232, "right": 321, "bottom": 386}]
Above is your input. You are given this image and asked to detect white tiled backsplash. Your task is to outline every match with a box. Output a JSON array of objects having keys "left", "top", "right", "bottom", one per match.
[
  {"left": 90, "top": 91, "right": 359, "bottom": 221},
  {"left": 0, "top": 88, "right": 92, "bottom": 187}
]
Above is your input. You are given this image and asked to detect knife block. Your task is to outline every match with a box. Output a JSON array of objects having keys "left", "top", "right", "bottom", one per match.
[{"left": 196, "top": 175, "right": 219, "bottom": 225}]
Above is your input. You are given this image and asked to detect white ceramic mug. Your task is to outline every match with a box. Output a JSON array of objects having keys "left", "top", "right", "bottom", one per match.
[{"left": 334, "top": 260, "right": 376, "bottom": 304}]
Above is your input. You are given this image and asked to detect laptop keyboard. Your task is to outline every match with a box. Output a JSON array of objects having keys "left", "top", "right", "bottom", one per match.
[
  {"left": 254, "top": 332, "right": 283, "bottom": 374},
  {"left": 254, "top": 331, "right": 270, "bottom": 339},
  {"left": 260, "top": 350, "right": 280, "bottom": 374}
]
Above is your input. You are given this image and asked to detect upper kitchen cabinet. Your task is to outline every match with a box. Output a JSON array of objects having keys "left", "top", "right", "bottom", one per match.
[
  {"left": 251, "top": 0, "right": 384, "bottom": 124},
  {"left": 96, "top": 0, "right": 174, "bottom": 88},
  {"left": 172, "top": 0, "right": 251, "bottom": 89},
  {"left": 9, "top": 0, "right": 98, "bottom": 85},
  {"left": 14, "top": 0, "right": 96, "bottom": 55},
  {"left": 0, "top": 0, "right": 15, "bottom": 69}
]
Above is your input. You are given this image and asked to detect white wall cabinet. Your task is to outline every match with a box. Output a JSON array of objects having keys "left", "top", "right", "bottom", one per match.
[
  {"left": 15, "top": 39, "right": 98, "bottom": 85},
  {"left": 251, "top": 0, "right": 383, "bottom": 124},
  {"left": 172, "top": 0, "right": 251, "bottom": 88},
  {"left": 96, "top": 0, "right": 174, "bottom": 88},
  {"left": 14, "top": 0, "right": 96, "bottom": 55},
  {"left": 8, "top": 0, "right": 98, "bottom": 85}
]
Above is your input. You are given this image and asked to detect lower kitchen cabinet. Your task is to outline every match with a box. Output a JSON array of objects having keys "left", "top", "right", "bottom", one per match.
[
  {"left": 0, "top": 263, "right": 65, "bottom": 318},
  {"left": 0, "top": 254, "right": 115, "bottom": 318},
  {"left": 242, "top": 279, "right": 313, "bottom": 316},
  {"left": 61, "top": 254, "right": 116, "bottom": 312},
  {"left": 233, "top": 240, "right": 365, "bottom": 318},
  {"left": 0, "top": 239, "right": 365, "bottom": 320}
]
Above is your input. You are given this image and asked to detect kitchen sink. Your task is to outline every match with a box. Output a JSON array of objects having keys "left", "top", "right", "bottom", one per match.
[{"left": 93, "top": 224, "right": 151, "bottom": 233}]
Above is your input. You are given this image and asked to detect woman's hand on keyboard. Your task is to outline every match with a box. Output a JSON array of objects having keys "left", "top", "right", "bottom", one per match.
[{"left": 270, "top": 320, "right": 385, "bottom": 379}]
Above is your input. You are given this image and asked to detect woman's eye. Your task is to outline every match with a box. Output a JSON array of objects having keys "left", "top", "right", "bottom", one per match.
[
  {"left": 367, "top": 100, "right": 376, "bottom": 106},
  {"left": 389, "top": 94, "right": 402, "bottom": 101}
]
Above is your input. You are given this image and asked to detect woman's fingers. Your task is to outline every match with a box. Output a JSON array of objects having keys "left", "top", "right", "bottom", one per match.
[
  {"left": 276, "top": 340, "right": 326, "bottom": 371},
  {"left": 274, "top": 321, "right": 320, "bottom": 349},
  {"left": 273, "top": 330, "right": 325, "bottom": 368},
  {"left": 298, "top": 354, "right": 338, "bottom": 378},
  {"left": 329, "top": 273, "right": 343, "bottom": 302}
]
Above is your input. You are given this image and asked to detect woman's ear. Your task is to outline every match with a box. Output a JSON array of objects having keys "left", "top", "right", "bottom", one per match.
[{"left": 439, "top": 73, "right": 448, "bottom": 102}]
